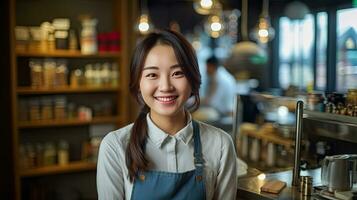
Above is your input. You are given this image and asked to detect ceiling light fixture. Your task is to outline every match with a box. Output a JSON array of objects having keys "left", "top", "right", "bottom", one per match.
[
  {"left": 194, "top": 0, "right": 221, "bottom": 15},
  {"left": 136, "top": 0, "right": 153, "bottom": 34},
  {"left": 205, "top": 14, "right": 224, "bottom": 38},
  {"left": 251, "top": 0, "right": 275, "bottom": 44}
]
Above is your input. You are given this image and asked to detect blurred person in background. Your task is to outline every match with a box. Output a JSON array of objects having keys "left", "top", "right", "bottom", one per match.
[{"left": 201, "top": 56, "right": 237, "bottom": 117}]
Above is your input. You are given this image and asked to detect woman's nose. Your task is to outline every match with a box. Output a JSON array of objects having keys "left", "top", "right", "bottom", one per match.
[{"left": 159, "top": 76, "right": 174, "bottom": 92}]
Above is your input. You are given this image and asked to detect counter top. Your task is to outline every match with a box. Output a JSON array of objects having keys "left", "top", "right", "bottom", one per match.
[{"left": 237, "top": 168, "right": 323, "bottom": 200}]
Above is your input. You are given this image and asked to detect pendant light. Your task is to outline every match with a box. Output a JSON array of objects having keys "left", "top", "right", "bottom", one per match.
[
  {"left": 204, "top": 2, "right": 224, "bottom": 39},
  {"left": 284, "top": 1, "right": 309, "bottom": 20},
  {"left": 225, "top": 0, "right": 267, "bottom": 76},
  {"left": 194, "top": 0, "right": 222, "bottom": 15},
  {"left": 251, "top": 0, "right": 275, "bottom": 43},
  {"left": 136, "top": 0, "right": 153, "bottom": 34}
]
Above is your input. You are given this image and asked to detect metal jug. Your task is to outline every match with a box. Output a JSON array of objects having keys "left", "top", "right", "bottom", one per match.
[{"left": 321, "top": 154, "right": 357, "bottom": 192}]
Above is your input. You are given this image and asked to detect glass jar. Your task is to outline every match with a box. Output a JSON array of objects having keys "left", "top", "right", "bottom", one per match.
[
  {"left": 84, "top": 64, "right": 94, "bottom": 87},
  {"left": 70, "top": 69, "right": 84, "bottom": 87},
  {"left": 111, "top": 63, "right": 119, "bottom": 87},
  {"left": 57, "top": 140, "right": 69, "bottom": 165},
  {"left": 55, "top": 60, "right": 68, "bottom": 87},
  {"left": 43, "top": 142, "right": 56, "bottom": 166},
  {"left": 29, "top": 98, "right": 41, "bottom": 121},
  {"left": 29, "top": 59, "right": 43, "bottom": 88},
  {"left": 80, "top": 18, "right": 98, "bottom": 55},
  {"left": 43, "top": 59, "right": 56, "bottom": 88},
  {"left": 54, "top": 96, "right": 67, "bottom": 119},
  {"left": 41, "top": 97, "right": 53, "bottom": 120}
]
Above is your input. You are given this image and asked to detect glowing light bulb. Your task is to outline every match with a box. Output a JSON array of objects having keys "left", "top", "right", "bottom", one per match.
[
  {"left": 211, "top": 22, "right": 222, "bottom": 32},
  {"left": 138, "top": 22, "right": 149, "bottom": 32},
  {"left": 137, "top": 14, "right": 152, "bottom": 34},
  {"left": 258, "top": 29, "right": 269, "bottom": 38},
  {"left": 200, "top": 0, "right": 213, "bottom": 9}
]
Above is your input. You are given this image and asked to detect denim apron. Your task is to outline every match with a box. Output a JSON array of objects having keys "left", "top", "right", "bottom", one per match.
[{"left": 130, "top": 120, "right": 206, "bottom": 200}]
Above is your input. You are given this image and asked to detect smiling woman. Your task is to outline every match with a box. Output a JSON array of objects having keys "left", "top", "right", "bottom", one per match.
[
  {"left": 97, "top": 29, "right": 238, "bottom": 200},
  {"left": 139, "top": 45, "right": 193, "bottom": 128}
]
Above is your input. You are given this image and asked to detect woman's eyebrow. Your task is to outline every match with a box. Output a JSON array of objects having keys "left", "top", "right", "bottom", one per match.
[
  {"left": 170, "top": 64, "right": 182, "bottom": 69},
  {"left": 143, "top": 64, "right": 181, "bottom": 71},
  {"left": 142, "top": 66, "right": 159, "bottom": 70}
]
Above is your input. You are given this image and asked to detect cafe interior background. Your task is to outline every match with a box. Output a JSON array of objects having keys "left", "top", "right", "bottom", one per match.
[{"left": 1, "top": 0, "right": 357, "bottom": 199}]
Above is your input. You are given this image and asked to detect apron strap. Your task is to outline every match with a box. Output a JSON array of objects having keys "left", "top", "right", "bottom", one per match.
[{"left": 192, "top": 121, "right": 203, "bottom": 170}]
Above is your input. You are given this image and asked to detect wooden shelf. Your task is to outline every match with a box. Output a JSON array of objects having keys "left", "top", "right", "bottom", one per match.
[
  {"left": 17, "top": 86, "right": 119, "bottom": 95},
  {"left": 18, "top": 116, "right": 120, "bottom": 128},
  {"left": 16, "top": 49, "right": 121, "bottom": 58},
  {"left": 20, "top": 161, "right": 96, "bottom": 177}
]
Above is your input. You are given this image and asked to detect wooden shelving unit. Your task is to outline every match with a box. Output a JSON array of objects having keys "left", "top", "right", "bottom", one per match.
[
  {"left": 9, "top": 0, "right": 137, "bottom": 199},
  {"left": 16, "top": 49, "right": 121, "bottom": 58},
  {"left": 17, "top": 86, "right": 119, "bottom": 95},
  {"left": 20, "top": 161, "right": 96, "bottom": 177},
  {"left": 18, "top": 116, "right": 121, "bottom": 128}
]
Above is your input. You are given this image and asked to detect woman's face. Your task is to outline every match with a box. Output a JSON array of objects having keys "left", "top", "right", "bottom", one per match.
[{"left": 139, "top": 44, "right": 192, "bottom": 119}]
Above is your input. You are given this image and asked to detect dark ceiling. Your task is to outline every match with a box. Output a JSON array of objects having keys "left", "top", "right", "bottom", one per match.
[{"left": 145, "top": 0, "right": 352, "bottom": 33}]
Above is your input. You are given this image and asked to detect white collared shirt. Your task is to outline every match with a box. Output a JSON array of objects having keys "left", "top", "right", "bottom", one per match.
[{"left": 97, "top": 113, "right": 237, "bottom": 200}]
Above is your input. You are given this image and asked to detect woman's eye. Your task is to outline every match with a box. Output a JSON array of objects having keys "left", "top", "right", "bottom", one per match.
[
  {"left": 172, "top": 71, "right": 184, "bottom": 77},
  {"left": 145, "top": 73, "right": 157, "bottom": 78}
]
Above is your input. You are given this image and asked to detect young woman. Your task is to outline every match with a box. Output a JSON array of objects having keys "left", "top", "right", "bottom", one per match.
[{"left": 97, "top": 29, "right": 237, "bottom": 200}]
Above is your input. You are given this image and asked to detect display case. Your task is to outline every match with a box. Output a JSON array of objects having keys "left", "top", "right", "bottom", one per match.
[
  {"left": 302, "top": 110, "right": 357, "bottom": 168},
  {"left": 235, "top": 93, "right": 302, "bottom": 172}
]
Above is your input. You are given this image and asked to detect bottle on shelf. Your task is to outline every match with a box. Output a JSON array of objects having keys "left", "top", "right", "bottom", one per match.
[
  {"left": 40, "top": 97, "right": 53, "bottom": 120},
  {"left": 70, "top": 69, "right": 84, "bottom": 88},
  {"left": 57, "top": 140, "right": 69, "bottom": 165},
  {"left": 80, "top": 18, "right": 98, "bottom": 55},
  {"left": 101, "top": 63, "right": 111, "bottom": 86},
  {"left": 54, "top": 96, "right": 67, "bottom": 120},
  {"left": 29, "top": 98, "right": 41, "bottom": 121},
  {"left": 43, "top": 59, "right": 56, "bottom": 88},
  {"left": 110, "top": 63, "right": 119, "bottom": 87},
  {"left": 43, "top": 142, "right": 56, "bottom": 166},
  {"left": 68, "top": 29, "right": 78, "bottom": 51},
  {"left": 84, "top": 64, "right": 94, "bottom": 87},
  {"left": 54, "top": 59, "right": 68, "bottom": 87},
  {"left": 52, "top": 18, "right": 70, "bottom": 50},
  {"left": 29, "top": 59, "right": 43, "bottom": 88}
]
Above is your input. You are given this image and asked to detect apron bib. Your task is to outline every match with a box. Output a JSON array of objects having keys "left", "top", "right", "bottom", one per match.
[{"left": 130, "top": 121, "right": 206, "bottom": 200}]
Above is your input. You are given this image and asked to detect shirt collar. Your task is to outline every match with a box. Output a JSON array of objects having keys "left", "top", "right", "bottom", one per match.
[{"left": 146, "top": 112, "right": 193, "bottom": 148}]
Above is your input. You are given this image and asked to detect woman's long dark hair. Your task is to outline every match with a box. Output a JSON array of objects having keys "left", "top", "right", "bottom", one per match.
[{"left": 126, "top": 29, "right": 201, "bottom": 182}]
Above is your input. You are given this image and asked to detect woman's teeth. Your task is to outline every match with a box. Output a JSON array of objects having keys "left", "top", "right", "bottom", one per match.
[{"left": 155, "top": 96, "right": 177, "bottom": 102}]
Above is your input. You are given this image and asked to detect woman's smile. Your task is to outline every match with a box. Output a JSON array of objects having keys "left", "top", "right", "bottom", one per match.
[{"left": 154, "top": 95, "right": 179, "bottom": 104}]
